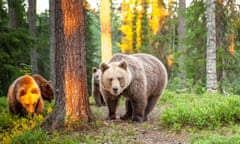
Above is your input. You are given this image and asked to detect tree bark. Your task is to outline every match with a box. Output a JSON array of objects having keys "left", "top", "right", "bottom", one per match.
[
  {"left": 177, "top": 0, "right": 186, "bottom": 88},
  {"left": 28, "top": 0, "right": 38, "bottom": 74},
  {"left": 206, "top": 0, "right": 217, "bottom": 93},
  {"left": 7, "top": 0, "right": 16, "bottom": 28},
  {"left": 49, "top": 0, "right": 56, "bottom": 89},
  {"left": 41, "top": 0, "right": 92, "bottom": 130}
]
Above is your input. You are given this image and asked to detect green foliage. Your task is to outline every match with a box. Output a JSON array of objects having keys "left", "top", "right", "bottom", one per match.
[
  {"left": 160, "top": 91, "right": 240, "bottom": 130},
  {"left": 0, "top": 27, "right": 32, "bottom": 96},
  {"left": 36, "top": 11, "right": 50, "bottom": 79},
  {"left": 85, "top": 9, "right": 101, "bottom": 96},
  {"left": 10, "top": 129, "right": 48, "bottom": 144},
  {"left": 191, "top": 134, "right": 240, "bottom": 144}
]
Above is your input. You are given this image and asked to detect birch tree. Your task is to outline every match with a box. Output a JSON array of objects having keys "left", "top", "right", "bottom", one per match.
[{"left": 206, "top": 0, "right": 217, "bottom": 93}]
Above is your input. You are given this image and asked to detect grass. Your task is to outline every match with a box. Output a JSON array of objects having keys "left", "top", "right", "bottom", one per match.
[
  {"left": 1, "top": 91, "right": 240, "bottom": 143},
  {"left": 160, "top": 91, "right": 240, "bottom": 130}
]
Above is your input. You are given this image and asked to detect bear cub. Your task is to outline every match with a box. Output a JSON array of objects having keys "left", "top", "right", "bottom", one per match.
[
  {"left": 92, "top": 67, "right": 105, "bottom": 106},
  {"left": 100, "top": 53, "right": 168, "bottom": 122},
  {"left": 32, "top": 74, "right": 54, "bottom": 102}
]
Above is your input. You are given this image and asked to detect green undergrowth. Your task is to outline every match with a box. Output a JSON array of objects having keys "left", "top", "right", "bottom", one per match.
[
  {"left": 2, "top": 90, "right": 240, "bottom": 143},
  {"left": 0, "top": 97, "right": 53, "bottom": 144},
  {"left": 160, "top": 91, "right": 240, "bottom": 130}
]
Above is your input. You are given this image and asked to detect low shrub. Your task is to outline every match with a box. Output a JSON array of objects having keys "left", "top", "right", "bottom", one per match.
[{"left": 160, "top": 92, "right": 240, "bottom": 130}]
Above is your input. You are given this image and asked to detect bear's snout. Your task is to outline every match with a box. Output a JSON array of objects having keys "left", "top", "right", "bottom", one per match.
[{"left": 112, "top": 87, "right": 118, "bottom": 94}]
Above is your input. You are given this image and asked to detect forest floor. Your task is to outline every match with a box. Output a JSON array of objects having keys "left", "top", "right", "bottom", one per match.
[{"left": 89, "top": 103, "right": 190, "bottom": 144}]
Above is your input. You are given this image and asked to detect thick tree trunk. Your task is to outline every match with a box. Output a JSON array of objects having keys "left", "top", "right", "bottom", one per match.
[
  {"left": 177, "top": 0, "right": 186, "bottom": 88},
  {"left": 28, "top": 0, "right": 38, "bottom": 74},
  {"left": 42, "top": 0, "right": 92, "bottom": 130},
  {"left": 206, "top": 0, "right": 217, "bottom": 93},
  {"left": 100, "top": 0, "right": 112, "bottom": 62},
  {"left": 49, "top": 0, "right": 56, "bottom": 89}
]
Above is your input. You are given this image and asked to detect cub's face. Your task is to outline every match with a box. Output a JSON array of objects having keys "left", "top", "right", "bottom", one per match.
[
  {"left": 17, "top": 86, "right": 40, "bottom": 114},
  {"left": 92, "top": 67, "right": 101, "bottom": 84},
  {"left": 41, "top": 81, "right": 54, "bottom": 102},
  {"left": 100, "top": 61, "right": 129, "bottom": 96}
]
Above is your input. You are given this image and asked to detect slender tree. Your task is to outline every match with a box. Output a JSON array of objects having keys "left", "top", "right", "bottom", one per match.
[
  {"left": 206, "top": 0, "right": 217, "bottom": 93},
  {"left": 100, "top": 0, "right": 112, "bottom": 61},
  {"left": 49, "top": 0, "right": 56, "bottom": 89},
  {"left": 177, "top": 0, "right": 186, "bottom": 88},
  {"left": 42, "top": 0, "right": 92, "bottom": 130},
  {"left": 28, "top": 0, "right": 38, "bottom": 74}
]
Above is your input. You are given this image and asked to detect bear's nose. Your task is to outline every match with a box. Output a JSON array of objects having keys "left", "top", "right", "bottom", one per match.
[{"left": 113, "top": 87, "right": 118, "bottom": 93}]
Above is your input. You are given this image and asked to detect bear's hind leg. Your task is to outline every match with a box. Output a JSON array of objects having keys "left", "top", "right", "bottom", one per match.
[
  {"left": 144, "top": 95, "right": 159, "bottom": 121},
  {"left": 120, "top": 100, "right": 132, "bottom": 120},
  {"left": 132, "top": 99, "right": 147, "bottom": 122}
]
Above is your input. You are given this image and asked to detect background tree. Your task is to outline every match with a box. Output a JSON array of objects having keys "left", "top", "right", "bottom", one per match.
[
  {"left": 49, "top": 0, "right": 56, "bottom": 89},
  {"left": 42, "top": 0, "right": 91, "bottom": 130},
  {"left": 28, "top": 0, "right": 38, "bottom": 74},
  {"left": 177, "top": 0, "right": 186, "bottom": 88},
  {"left": 206, "top": 0, "right": 217, "bottom": 93},
  {"left": 100, "top": 0, "right": 112, "bottom": 62}
]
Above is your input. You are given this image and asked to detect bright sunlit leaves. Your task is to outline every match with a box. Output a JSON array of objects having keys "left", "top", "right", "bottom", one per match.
[
  {"left": 228, "top": 34, "right": 234, "bottom": 55},
  {"left": 118, "top": 0, "right": 169, "bottom": 54}
]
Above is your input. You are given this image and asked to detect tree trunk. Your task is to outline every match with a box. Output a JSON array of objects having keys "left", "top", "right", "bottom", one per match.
[
  {"left": 7, "top": 0, "right": 16, "bottom": 28},
  {"left": 100, "top": 0, "right": 112, "bottom": 62},
  {"left": 49, "top": 0, "right": 56, "bottom": 89},
  {"left": 41, "top": 0, "right": 92, "bottom": 130},
  {"left": 177, "top": 0, "right": 186, "bottom": 88},
  {"left": 28, "top": 0, "right": 38, "bottom": 74},
  {"left": 206, "top": 0, "right": 217, "bottom": 93}
]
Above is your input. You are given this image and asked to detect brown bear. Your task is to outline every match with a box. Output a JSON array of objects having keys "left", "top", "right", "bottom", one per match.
[
  {"left": 7, "top": 75, "right": 44, "bottom": 116},
  {"left": 100, "top": 53, "right": 168, "bottom": 122},
  {"left": 92, "top": 67, "right": 105, "bottom": 106},
  {"left": 32, "top": 74, "right": 54, "bottom": 102}
]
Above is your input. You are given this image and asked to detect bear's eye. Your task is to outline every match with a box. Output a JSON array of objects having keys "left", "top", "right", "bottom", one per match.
[
  {"left": 31, "top": 88, "right": 38, "bottom": 94},
  {"left": 108, "top": 78, "right": 113, "bottom": 82},
  {"left": 118, "top": 77, "right": 123, "bottom": 81},
  {"left": 19, "top": 89, "right": 26, "bottom": 96}
]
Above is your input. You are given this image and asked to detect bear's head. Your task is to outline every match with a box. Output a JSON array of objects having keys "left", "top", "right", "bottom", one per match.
[
  {"left": 16, "top": 76, "right": 41, "bottom": 114},
  {"left": 32, "top": 74, "right": 54, "bottom": 102},
  {"left": 40, "top": 81, "right": 54, "bottom": 102},
  {"left": 92, "top": 67, "right": 101, "bottom": 85},
  {"left": 100, "top": 61, "right": 131, "bottom": 96}
]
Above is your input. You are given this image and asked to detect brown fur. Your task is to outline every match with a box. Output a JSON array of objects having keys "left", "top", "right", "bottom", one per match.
[
  {"left": 100, "top": 53, "right": 168, "bottom": 122},
  {"left": 92, "top": 67, "right": 105, "bottom": 106},
  {"left": 32, "top": 74, "right": 54, "bottom": 102},
  {"left": 7, "top": 75, "right": 44, "bottom": 116}
]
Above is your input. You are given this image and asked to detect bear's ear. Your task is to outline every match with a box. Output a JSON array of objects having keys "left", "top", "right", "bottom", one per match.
[
  {"left": 118, "top": 61, "right": 127, "bottom": 70},
  {"left": 100, "top": 62, "right": 109, "bottom": 72},
  {"left": 92, "top": 67, "right": 98, "bottom": 73}
]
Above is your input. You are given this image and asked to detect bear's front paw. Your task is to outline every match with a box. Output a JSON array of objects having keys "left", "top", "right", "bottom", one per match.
[
  {"left": 120, "top": 114, "right": 131, "bottom": 120},
  {"left": 106, "top": 115, "right": 116, "bottom": 120},
  {"left": 132, "top": 116, "right": 144, "bottom": 122}
]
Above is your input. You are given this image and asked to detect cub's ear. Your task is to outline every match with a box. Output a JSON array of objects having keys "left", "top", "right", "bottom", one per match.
[
  {"left": 92, "top": 67, "right": 98, "bottom": 73},
  {"left": 100, "top": 62, "right": 109, "bottom": 72},
  {"left": 118, "top": 61, "right": 127, "bottom": 70}
]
